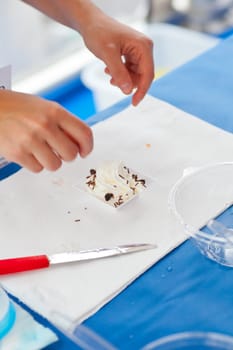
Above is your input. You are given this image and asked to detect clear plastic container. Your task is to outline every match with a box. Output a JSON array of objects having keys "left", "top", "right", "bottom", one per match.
[
  {"left": 67, "top": 324, "right": 117, "bottom": 350},
  {"left": 142, "top": 332, "right": 233, "bottom": 350},
  {"left": 0, "top": 286, "right": 16, "bottom": 341},
  {"left": 168, "top": 162, "right": 233, "bottom": 267}
]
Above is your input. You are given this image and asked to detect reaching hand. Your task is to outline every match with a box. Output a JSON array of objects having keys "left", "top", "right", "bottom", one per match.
[
  {"left": 80, "top": 12, "right": 154, "bottom": 106},
  {"left": 22, "top": 1, "right": 154, "bottom": 106},
  {"left": 0, "top": 90, "right": 93, "bottom": 172}
]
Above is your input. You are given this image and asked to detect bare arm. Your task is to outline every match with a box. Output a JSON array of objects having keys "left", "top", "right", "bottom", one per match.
[
  {"left": 22, "top": 0, "right": 102, "bottom": 34},
  {"left": 22, "top": 0, "right": 154, "bottom": 106},
  {"left": 0, "top": 0, "right": 154, "bottom": 173}
]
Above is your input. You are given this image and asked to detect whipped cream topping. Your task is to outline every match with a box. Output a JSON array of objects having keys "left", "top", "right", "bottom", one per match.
[{"left": 85, "top": 161, "right": 146, "bottom": 207}]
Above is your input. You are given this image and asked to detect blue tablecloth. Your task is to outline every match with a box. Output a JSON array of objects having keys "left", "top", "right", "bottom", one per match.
[{"left": 3, "top": 34, "right": 233, "bottom": 349}]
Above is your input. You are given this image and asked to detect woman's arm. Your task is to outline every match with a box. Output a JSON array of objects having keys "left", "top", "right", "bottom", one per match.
[
  {"left": 22, "top": 0, "right": 154, "bottom": 106},
  {"left": 22, "top": 0, "right": 95, "bottom": 33}
]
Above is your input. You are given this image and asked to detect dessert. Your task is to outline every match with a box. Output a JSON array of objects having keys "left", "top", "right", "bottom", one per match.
[{"left": 85, "top": 161, "right": 146, "bottom": 207}]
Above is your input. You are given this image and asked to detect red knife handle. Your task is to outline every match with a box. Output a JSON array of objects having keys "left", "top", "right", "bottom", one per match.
[{"left": 0, "top": 255, "right": 50, "bottom": 275}]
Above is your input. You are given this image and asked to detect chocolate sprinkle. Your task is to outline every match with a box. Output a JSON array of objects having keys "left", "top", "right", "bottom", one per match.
[
  {"left": 86, "top": 180, "right": 96, "bottom": 190},
  {"left": 105, "top": 193, "right": 114, "bottom": 201}
]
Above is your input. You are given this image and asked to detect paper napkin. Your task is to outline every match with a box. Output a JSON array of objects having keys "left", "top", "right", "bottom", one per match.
[{"left": 0, "top": 96, "right": 232, "bottom": 331}]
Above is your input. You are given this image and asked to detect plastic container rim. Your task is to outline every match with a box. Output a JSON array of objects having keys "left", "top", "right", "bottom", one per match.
[
  {"left": 168, "top": 161, "right": 233, "bottom": 244},
  {"left": 142, "top": 331, "right": 233, "bottom": 349}
]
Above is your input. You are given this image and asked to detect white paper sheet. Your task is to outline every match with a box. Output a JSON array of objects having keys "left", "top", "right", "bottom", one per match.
[{"left": 0, "top": 96, "right": 233, "bottom": 331}]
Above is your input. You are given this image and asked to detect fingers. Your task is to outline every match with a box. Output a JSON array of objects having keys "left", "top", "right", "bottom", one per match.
[
  {"left": 0, "top": 91, "right": 94, "bottom": 173},
  {"left": 10, "top": 152, "right": 44, "bottom": 173},
  {"left": 31, "top": 140, "right": 62, "bottom": 171},
  {"left": 34, "top": 108, "right": 93, "bottom": 170},
  {"left": 103, "top": 50, "right": 133, "bottom": 95},
  {"left": 57, "top": 109, "right": 93, "bottom": 158},
  {"left": 24, "top": 106, "right": 93, "bottom": 172},
  {"left": 106, "top": 59, "right": 154, "bottom": 106},
  {"left": 132, "top": 71, "right": 154, "bottom": 107},
  {"left": 5, "top": 133, "right": 63, "bottom": 173},
  {"left": 44, "top": 124, "right": 80, "bottom": 162},
  {"left": 132, "top": 50, "right": 155, "bottom": 106},
  {"left": 104, "top": 36, "right": 154, "bottom": 106}
]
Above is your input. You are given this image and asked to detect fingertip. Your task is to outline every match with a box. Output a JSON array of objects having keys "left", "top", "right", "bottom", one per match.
[
  {"left": 132, "top": 100, "right": 139, "bottom": 107},
  {"left": 80, "top": 141, "right": 93, "bottom": 158},
  {"left": 132, "top": 91, "right": 143, "bottom": 106},
  {"left": 80, "top": 127, "right": 94, "bottom": 158},
  {"left": 110, "top": 78, "right": 117, "bottom": 86},
  {"left": 106, "top": 59, "right": 133, "bottom": 94},
  {"left": 80, "top": 148, "right": 92, "bottom": 159},
  {"left": 120, "top": 82, "right": 133, "bottom": 94},
  {"left": 104, "top": 67, "right": 110, "bottom": 75},
  {"left": 30, "top": 164, "right": 44, "bottom": 173},
  {"left": 47, "top": 158, "right": 62, "bottom": 172}
]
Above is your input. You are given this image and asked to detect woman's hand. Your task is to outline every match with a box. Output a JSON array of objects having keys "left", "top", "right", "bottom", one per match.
[
  {"left": 22, "top": 0, "right": 154, "bottom": 106},
  {"left": 0, "top": 90, "right": 93, "bottom": 172},
  {"left": 81, "top": 13, "right": 154, "bottom": 106}
]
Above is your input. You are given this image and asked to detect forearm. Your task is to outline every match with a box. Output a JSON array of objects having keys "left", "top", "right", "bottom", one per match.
[
  {"left": 21, "top": 0, "right": 154, "bottom": 106},
  {"left": 21, "top": 0, "right": 105, "bottom": 35}
]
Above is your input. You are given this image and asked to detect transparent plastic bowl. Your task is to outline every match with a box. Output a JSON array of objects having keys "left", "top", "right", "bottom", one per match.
[
  {"left": 168, "top": 162, "right": 233, "bottom": 267},
  {"left": 142, "top": 332, "right": 233, "bottom": 350}
]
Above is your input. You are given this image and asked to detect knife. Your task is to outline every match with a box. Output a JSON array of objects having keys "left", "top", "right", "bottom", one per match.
[{"left": 0, "top": 243, "right": 157, "bottom": 275}]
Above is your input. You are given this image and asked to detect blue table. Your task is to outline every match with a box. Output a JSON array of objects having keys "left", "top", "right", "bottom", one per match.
[{"left": 3, "top": 34, "right": 233, "bottom": 349}]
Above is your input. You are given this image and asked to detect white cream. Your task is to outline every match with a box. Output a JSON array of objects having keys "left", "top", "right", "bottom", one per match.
[{"left": 85, "top": 161, "right": 146, "bottom": 207}]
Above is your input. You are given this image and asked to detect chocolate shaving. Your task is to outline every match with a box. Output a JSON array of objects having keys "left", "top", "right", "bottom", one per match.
[
  {"left": 86, "top": 180, "right": 96, "bottom": 190},
  {"left": 105, "top": 193, "right": 114, "bottom": 201},
  {"left": 114, "top": 194, "right": 124, "bottom": 207},
  {"left": 138, "top": 179, "right": 146, "bottom": 187},
  {"left": 123, "top": 166, "right": 130, "bottom": 174},
  {"left": 86, "top": 168, "right": 97, "bottom": 190}
]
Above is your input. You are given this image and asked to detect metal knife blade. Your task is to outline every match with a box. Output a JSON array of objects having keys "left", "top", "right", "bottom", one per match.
[
  {"left": 49, "top": 243, "right": 157, "bottom": 264},
  {"left": 0, "top": 243, "right": 157, "bottom": 275}
]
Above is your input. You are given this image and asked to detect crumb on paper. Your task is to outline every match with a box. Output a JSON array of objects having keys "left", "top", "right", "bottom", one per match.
[{"left": 52, "top": 177, "right": 64, "bottom": 186}]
